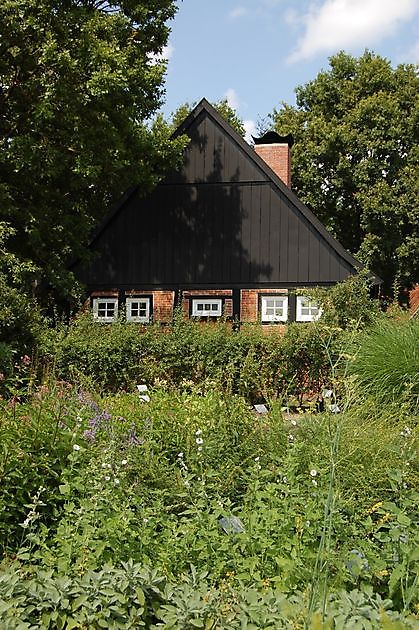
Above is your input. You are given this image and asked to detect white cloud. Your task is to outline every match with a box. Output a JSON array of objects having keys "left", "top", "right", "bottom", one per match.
[
  {"left": 161, "top": 43, "right": 174, "bottom": 61},
  {"left": 224, "top": 88, "right": 240, "bottom": 110},
  {"left": 244, "top": 120, "right": 257, "bottom": 144},
  {"left": 288, "top": 0, "right": 419, "bottom": 63},
  {"left": 229, "top": 6, "right": 248, "bottom": 19},
  {"left": 148, "top": 43, "right": 174, "bottom": 64}
]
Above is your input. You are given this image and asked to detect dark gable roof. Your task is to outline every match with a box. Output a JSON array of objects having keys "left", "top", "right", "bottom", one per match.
[
  {"left": 173, "top": 98, "right": 364, "bottom": 275},
  {"left": 78, "top": 97, "right": 380, "bottom": 287}
]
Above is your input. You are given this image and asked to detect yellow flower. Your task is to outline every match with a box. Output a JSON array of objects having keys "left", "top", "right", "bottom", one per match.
[{"left": 367, "top": 501, "right": 383, "bottom": 514}]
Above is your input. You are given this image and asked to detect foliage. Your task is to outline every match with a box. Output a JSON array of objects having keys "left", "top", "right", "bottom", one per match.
[
  {"left": 271, "top": 51, "right": 419, "bottom": 296},
  {"left": 1, "top": 561, "right": 417, "bottom": 629},
  {"left": 0, "top": 0, "right": 185, "bottom": 298},
  {"left": 170, "top": 98, "right": 246, "bottom": 137},
  {"left": 0, "top": 351, "right": 418, "bottom": 626},
  {"left": 0, "top": 375, "right": 417, "bottom": 626},
  {"left": 42, "top": 313, "right": 345, "bottom": 400},
  {"left": 1, "top": 310, "right": 418, "bottom": 626},
  {"left": 0, "top": 223, "right": 45, "bottom": 371},
  {"left": 306, "top": 271, "right": 381, "bottom": 329},
  {"left": 348, "top": 318, "right": 419, "bottom": 408}
]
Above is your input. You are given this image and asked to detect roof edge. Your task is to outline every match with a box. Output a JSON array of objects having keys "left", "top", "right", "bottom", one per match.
[{"left": 178, "top": 99, "right": 375, "bottom": 279}]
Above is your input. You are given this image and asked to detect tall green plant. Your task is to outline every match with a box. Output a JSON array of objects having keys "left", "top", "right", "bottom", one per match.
[{"left": 349, "top": 318, "right": 419, "bottom": 408}]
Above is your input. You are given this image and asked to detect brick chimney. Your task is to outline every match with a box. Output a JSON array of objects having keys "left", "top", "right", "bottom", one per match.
[{"left": 253, "top": 131, "right": 294, "bottom": 188}]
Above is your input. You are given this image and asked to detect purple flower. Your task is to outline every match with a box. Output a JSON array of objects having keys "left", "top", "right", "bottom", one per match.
[{"left": 126, "top": 424, "right": 144, "bottom": 447}]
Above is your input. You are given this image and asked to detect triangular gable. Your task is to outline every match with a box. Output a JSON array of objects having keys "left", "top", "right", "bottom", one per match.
[
  {"left": 76, "top": 98, "right": 379, "bottom": 288},
  {"left": 174, "top": 99, "right": 364, "bottom": 274}
]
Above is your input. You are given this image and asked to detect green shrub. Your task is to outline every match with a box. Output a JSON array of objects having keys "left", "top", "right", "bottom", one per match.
[
  {"left": 42, "top": 313, "right": 344, "bottom": 402},
  {"left": 1, "top": 560, "right": 417, "bottom": 629},
  {"left": 307, "top": 271, "right": 381, "bottom": 330}
]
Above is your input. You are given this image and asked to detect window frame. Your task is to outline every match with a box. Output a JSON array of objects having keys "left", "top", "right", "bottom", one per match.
[
  {"left": 296, "top": 295, "right": 322, "bottom": 322},
  {"left": 191, "top": 298, "right": 223, "bottom": 317},
  {"left": 93, "top": 297, "right": 118, "bottom": 322},
  {"left": 260, "top": 295, "right": 288, "bottom": 323},
  {"left": 126, "top": 297, "right": 151, "bottom": 323}
]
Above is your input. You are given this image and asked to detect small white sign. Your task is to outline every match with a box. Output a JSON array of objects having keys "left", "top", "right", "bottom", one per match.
[
  {"left": 254, "top": 404, "right": 268, "bottom": 414},
  {"left": 139, "top": 394, "right": 150, "bottom": 403},
  {"left": 137, "top": 384, "right": 148, "bottom": 393},
  {"left": 328, "top": 403, "right": 340, "bottom": 413}
]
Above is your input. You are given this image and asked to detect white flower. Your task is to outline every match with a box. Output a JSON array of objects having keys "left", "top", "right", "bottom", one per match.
[
  {"left": 310, "top": 469, "right": 317, "bottom": 477},
  {"left": 107, "top": 463, "right": 112, "bottom": 469},
  {"left": 312, "top": 479, "right": 318, "bottom": 486},
  {"left": 400, "top": 426, "right": 411, "bottom": 438},
  {"left": 104, "top": 475, "right": 111, "bottom": 481},
  {"left": 121, "top": 459, "right": 128, "bottom": 466},
  {"left": 254, "top": 456, "right": 260, "bottom": 462},
  {"left": 114, "top": 478, "right": 120, "bottom": 485},
  {"left": 195, "top": 429, "right": 202, "bottom": 436},
  {"left": 288, "top": 434, "right": 295, "bottom": 441},
  {"left": 196, "top": 437, "right": 204, "bottom": 445},
  {"left": 73, "top": 444, "right": 81, "bottom": 451},
  {"left": 101, "top": 463, "right": 107, "bottom": 468},
  {"left": 22, "top": 517, "right": 30, "bottom": 528},
  {"left": 177, "top": 452, "right": 184, "bottom": 458},
  {"left": 143, "top": 517, "right": 149, "bottom": 523},
  {"left": 282, "top": 476, "right": 288, "bottom": 484},
  {"left": 197, "top": 446, "right": 203, "bottom": 452},
  {"left": 291, "top": 419, "right": 297, "bottom": 426}
]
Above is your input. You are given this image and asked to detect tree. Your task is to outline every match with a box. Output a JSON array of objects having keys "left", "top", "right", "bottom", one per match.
[
  {"left": 171, "top": 99, "right": 246, "bottom": 138},
  {"left": 0, "top": 0, "right": 185, "bottom": 299},
  {"left": 271, "top": 51, "right": 419, "bottom": 297}
]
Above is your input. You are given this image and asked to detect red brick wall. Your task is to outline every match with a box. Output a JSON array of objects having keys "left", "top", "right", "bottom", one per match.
[
  {"left": 86, "top": 288, "right": 291, "bottom": 325},
  {"left": 125, "top": 290, "right": 174, "bottom": 323},
  {"left": 182, "top": 289, "right": 233, "bottom": 318},
  {"left": 254, "top": 143, "right": 291, "bottom": 188},
  {"left": 240, "top": 288, "right": 288, "bottom": 322},
  {"left": 409, "top": 285, "right": 419, "bottom": 317}
]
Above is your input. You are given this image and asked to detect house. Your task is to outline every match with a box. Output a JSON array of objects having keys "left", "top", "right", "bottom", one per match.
[{"left": 74, "top": 98, "right": 367, "bottom": 326}]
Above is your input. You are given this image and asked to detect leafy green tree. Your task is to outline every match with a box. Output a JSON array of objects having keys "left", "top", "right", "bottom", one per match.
[
  {"left": 271, "top": 51, "right": 419, "bottom": 297},
  {"left": 0, "top": 0, "right": 185, "bottom": 298},
  {"left": 171, "top": 98, "right": 246, "bottom": 137},
  {"left": 0, "top": 222, "right": 43, "bottom": 369}
]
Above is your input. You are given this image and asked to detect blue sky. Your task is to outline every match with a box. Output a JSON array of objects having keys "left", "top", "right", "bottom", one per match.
[{"left": 160, "top": 0, "right": 419, "bottom": 140}]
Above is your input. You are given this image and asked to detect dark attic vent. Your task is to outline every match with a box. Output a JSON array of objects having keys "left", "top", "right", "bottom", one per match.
[{"left": 252, "top": 131, "right": 294, "bottom": 147}]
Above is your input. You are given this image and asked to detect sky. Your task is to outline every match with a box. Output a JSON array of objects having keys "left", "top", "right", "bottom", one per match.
[{"left": 160, "top": 0, "right": 419, "bottom": 141}]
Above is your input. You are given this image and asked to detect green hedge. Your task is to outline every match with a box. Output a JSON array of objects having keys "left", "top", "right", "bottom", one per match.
[{"left": 41, "top": 315, "right": 344, "bottom": 401}]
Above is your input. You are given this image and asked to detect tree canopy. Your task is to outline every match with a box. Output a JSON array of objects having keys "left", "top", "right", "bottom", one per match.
[
  {"left": 0, "top": 0, "right": 184, "bottom": 298},
  {"left": 170, "top": 99, "right": 246, "bottom": 138},
  {"left": 271, "top": 51, "right": 418, "bottom": 296}
]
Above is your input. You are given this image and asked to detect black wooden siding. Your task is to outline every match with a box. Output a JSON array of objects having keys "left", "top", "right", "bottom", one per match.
[{"left": 77, "top": 102, "right": 357, "bottom": 290}]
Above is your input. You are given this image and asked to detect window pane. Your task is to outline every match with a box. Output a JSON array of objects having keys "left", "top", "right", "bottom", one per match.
[
  {"left": 211, "top": 304, "right": 218, "bottom": 311},
  {"left": 204, "top": 304, "right": 211, "bottom": 311},
  {"left": 197, "top": 304, "right": 203, "bottom": 311}
]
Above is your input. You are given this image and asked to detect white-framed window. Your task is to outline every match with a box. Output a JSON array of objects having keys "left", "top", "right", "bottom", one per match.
[
  {"left": 93, "top": 297, "right": 118, "bottom": 322},
  {"left": 126, "top": 297, "right": 151, "bottom": 323},
  {"left": 191, "top": 298, "right": 223, "bottom": 317},
  {"left": 296, "top": 296, "right": 322, "bottom": 322},
  {"left": 261, "top": 295, "right": 288, "bottom": 322}
]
